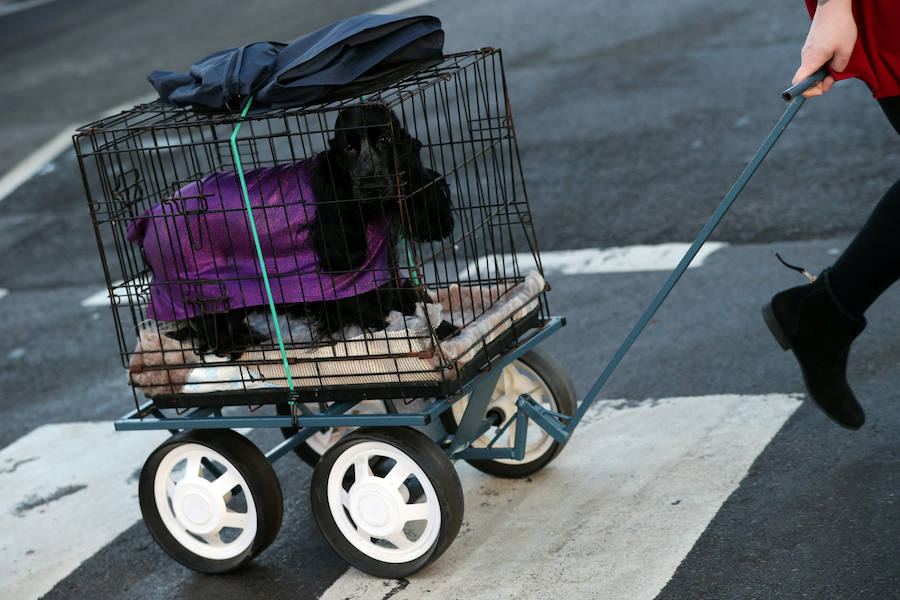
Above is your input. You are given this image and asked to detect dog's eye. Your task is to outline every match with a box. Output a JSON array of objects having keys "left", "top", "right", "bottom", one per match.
[
  {"left": 342, "top": 133, "right": 359, "bottom": 152},
  {"left": 378, "top": 135, "right": 392, "bottom": 146}
]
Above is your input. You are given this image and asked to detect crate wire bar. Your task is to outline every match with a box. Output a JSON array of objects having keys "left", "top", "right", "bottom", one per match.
[{"left": 76, "top": 49, "right": 550, "bottom": 412}]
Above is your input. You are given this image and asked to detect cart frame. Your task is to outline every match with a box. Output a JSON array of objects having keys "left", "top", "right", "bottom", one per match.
[{"left": 104, "top": 64, "right": 825, "bottom": 577}]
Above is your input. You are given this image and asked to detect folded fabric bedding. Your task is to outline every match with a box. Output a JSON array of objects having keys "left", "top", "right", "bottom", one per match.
[{"left": 128, "top": 270, "right": 545, "bottom": 396}]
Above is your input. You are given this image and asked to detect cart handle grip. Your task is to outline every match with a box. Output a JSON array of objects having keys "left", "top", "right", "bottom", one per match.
[{"left": 782, "top": 69, "right": 828, "bottom": 101}]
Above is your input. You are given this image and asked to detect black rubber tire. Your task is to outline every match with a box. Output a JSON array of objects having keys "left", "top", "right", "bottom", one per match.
[
  {"left": 310, "top": 427, "right": 463, "bottom": 578},
  {"left": 138, "top": 429, "right": 283, "bottom": 574},
  {"left": 440, "top": 348, "right": 576, "bottom": 478}
]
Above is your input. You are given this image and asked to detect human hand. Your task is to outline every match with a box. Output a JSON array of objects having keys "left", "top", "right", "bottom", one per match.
[{"left": 795, "top": 0, "right": 857, "bottom": 97}]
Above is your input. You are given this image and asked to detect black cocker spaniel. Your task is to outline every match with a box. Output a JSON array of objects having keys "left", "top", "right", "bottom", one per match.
[{"left": 170, "top": 105, "right": 455, "bottom": 357}]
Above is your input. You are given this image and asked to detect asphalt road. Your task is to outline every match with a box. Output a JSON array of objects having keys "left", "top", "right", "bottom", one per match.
[{"left": 1, "top": 0, "right": 897, "bottom": 598}]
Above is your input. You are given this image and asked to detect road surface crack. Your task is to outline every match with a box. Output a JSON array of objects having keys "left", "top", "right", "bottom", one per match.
[{"left": 14, "top": 484, "right": 88, "bottom": 516}]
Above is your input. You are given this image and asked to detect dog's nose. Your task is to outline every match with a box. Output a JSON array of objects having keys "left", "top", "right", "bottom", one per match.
[{"left": 354, "top": 143, "right": 377, "bottom": 179}]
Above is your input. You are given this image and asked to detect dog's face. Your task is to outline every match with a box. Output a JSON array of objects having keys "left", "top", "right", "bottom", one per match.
[{"left": 330, "top": 106, "right": 422, "bottom": 202}]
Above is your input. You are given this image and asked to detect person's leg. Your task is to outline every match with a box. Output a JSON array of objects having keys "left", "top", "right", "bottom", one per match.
[
  {"left": 761, "top": 95, "right": 900, "bottom": 430},
  {"left": 828, "top": 96, "right": 900, "bottom": 316},
  {"left": 876, "top": 96, "right": 900, "bottom": 135},
  {"left": 828, "top": 178, "right": 900, "bottom": 316}
]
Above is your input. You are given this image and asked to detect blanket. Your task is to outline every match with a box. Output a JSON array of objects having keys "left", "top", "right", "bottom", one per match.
[{"left": 128, "top": 270, "right": 545, "bottom": 395}]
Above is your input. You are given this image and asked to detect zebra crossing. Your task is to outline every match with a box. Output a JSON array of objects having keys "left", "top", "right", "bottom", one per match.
[{"left": 2, "top": 392, "right": 802, "bottom": 599}]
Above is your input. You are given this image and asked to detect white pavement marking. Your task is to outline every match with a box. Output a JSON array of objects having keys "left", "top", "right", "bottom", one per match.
[
  {"left": 466, "top": 242, "right": 727, "bottom": 277},
  {"left": 0, "top": 0, "right": 62, "bottom": 17},
  {"left": 81, "top": 275, "right": 150, "bottom": 308},
  {"left": 373, "top": 0, "right": 436, "bottom": 14},
  {"left": 0, "top": 288, "right": 8, "bottom": 300},
  {"left": 1, "top": 422, "right": 168, "bottom": 600},
  {"left": 0, "top": 92, "right": 157, "bottom": 204},
  {"left": 319, "top": 393, "right": 802, "bottom": 600},
  {"left": 81, "top": 243, "right": 727, "bottom": 309},
  {"left": 0, "top": 126, "right": 78, "bottom": 203},
  {"left": 80, "top": 287, "right": 113, "bottom": 308}
]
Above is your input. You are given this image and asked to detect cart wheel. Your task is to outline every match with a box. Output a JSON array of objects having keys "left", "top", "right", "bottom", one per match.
[
  {"left": 310, "top": 427, "right": 463, "bottom": 578},
  {"left": 441, "top": 348, "right": 576, "bottom": 478},
  {"left": 276, "top": 400, "right": 387, "bottom": 467},
  {"left": 138, "top": 429, "right": 283, "bottom": 573}
]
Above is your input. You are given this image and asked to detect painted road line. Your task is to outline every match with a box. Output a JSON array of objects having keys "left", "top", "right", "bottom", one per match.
[
  {"left": 0, "top": 94, "right": 157, "bottom": 204},
  {"left": 373, "top": 0, "right": 436, "bottom": 14},
  {"left": 0, "top": 288, "right": 8, "bottom": 300},
  {"left": 0, "top": 126, "right": 78, "bottom": 203},
  {"left": 0, "top": 0, "right": 62, "bottom": 17},
  {"left": 81, "top": 243, "right": 727, "bottom": 308},
  {"left": 81, "top": 275, "right": 150, "bottom": 308},
  {"left": 319, "top": 393, "right": 802, "bottom": 600},
  {"left": 1, "top": 422, "right": 168, "bottom": 600},
  {"left": 80, "top": 286, "right": 114, "bottom": 308},
  {"left": 465, "top": 242, "right": 728, "bottom": 278}
]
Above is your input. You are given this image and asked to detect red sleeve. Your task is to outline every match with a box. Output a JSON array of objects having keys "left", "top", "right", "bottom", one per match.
[{"left": 804, "top": 0, "right": 900, "bottom": 98}]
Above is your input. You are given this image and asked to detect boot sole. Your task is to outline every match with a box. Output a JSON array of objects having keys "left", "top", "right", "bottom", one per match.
[{"left": 761, "top": 302, "right": 791, "bottom": 351}]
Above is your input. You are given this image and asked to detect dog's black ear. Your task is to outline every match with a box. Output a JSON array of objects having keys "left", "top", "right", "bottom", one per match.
[
  {"left": 395, "top": 128, "right": 423, "bottom": 168},
  {"left": 402, "top": 167, "right": 454, "bottom": 241},
  {"left": 387, "top": 109, "right": 421, "bottom": 153}
]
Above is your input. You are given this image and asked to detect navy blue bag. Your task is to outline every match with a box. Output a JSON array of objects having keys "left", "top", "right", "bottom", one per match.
[{"left": 148, "top": 14, "right": 444, "bottom": 112}]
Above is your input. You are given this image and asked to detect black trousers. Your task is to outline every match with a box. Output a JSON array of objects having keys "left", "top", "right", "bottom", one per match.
[{"left": 828, "top": 95, "right": 900, "bottom": 317}]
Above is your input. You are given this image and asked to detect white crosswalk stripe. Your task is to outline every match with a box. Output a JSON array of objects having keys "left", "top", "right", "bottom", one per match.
[
  {"left": 1, "top": 393, "right": 800, "bottom": 599},
  {"left": 80, "top": 275, "right": 149, "bottom": 308},
  {"left": 466, "top": 242, "right": 727, "bottom": 278},
  {"left": 79, "top": 242, "right": 729, "bottom": 309},
  {"left": 319, "top": 393, "right": 801, "bottom": 600},
  {"left": 0, "top": 423, "right": 168, "bottom": 600}
]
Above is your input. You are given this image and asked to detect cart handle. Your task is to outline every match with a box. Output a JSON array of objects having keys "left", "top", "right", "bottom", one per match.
[
  {"left": 526, "top": 73, "right": 825, "bottom": 442},
  {"left": 781, "top": 69, "right": 828, "bottom": 101}
]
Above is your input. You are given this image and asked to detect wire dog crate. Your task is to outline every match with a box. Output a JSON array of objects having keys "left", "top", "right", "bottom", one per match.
[{"left": 76, "top": 49, "right": 550, "bottom": 410}]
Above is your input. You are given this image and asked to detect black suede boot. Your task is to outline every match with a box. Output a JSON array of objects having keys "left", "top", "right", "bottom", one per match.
[{"left": 762, "top": 268, "right": 867, "bottom": 429}]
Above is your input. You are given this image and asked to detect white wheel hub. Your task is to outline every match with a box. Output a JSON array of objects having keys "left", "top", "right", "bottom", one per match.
[
  {"left": 452, "top": 359, "right": 557, "bottom": 464},
  {"left": 172, "top": 481, "right": 225, "bottom": 535},
  {"left": 327, "top": 441, "right": 441, "bottom": 563},
  {"left": 153, "top": 443, "right": 257, "bottom": 561},
  {"left": 350, "top": 482, "right": 400, "bottom": 535}
]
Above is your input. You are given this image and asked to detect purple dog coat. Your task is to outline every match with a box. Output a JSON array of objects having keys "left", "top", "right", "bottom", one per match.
[{"left": 126, "top": 156, "right": 394, "bottom": 321}]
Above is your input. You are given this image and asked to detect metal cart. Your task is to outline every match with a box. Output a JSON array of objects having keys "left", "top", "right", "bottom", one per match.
[{"left": 75, "top": 49, "right": 823, "bottom": 577}]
